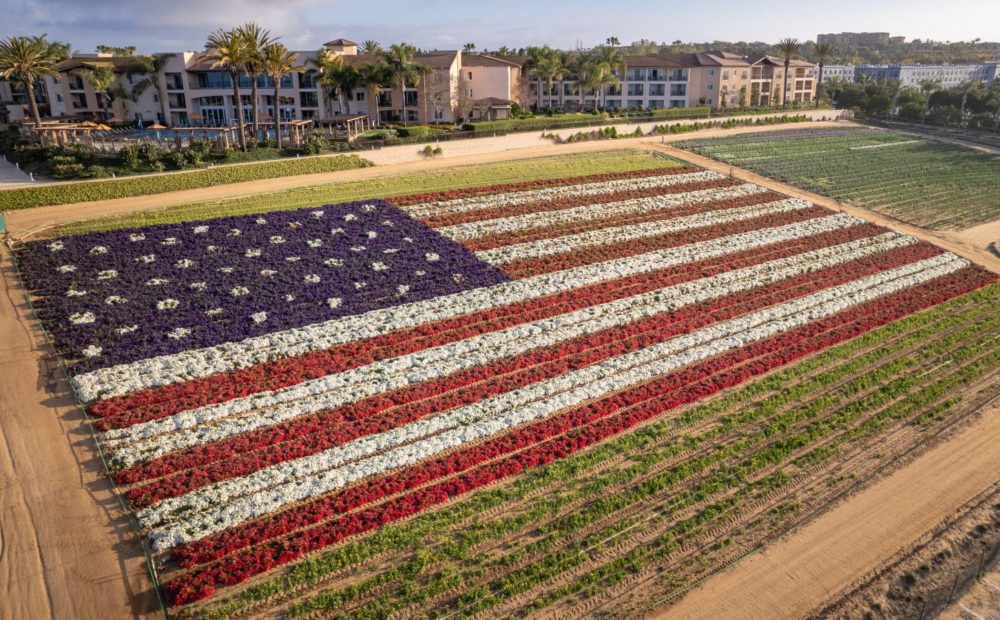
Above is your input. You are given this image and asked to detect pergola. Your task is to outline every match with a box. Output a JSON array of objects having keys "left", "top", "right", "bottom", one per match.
[{"left": 319, "top": 114, "right": 371, "bottom": 141}]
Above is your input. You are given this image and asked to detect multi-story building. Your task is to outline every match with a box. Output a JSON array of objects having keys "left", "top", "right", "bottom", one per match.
[
  {"left": 817, "top": 32, "right": 898, "bottom": 48},
  {"left": 823, "top": 62, "right": 1000, "bottom": 88},
  {"left": 528, "top": 50, "right": 817, "bottom": 112},
  {"left": 29, "top": 42, "right": 523, "bottom": 128},
  {"left": 1, "top": 75, "right": 64, "bottom": 124}
]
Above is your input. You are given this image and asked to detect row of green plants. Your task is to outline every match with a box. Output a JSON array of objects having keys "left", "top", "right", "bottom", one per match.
[
  {"left": 464, "top": 106, "right": 712, "bottom": 135},
  {"left": 676, "top": 127, "right": 1000, "bottom": 230},
  {"left": 542, "top": 114, "right": 814, "bottom": 144},
  {"left": 0, "top": 153, "right": 373, "bottom": 210},
  {"left": 194, "top": 284, "right": 1000, "bottom": 619}
]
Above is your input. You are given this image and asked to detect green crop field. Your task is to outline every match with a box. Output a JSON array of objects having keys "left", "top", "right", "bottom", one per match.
[{"left": 676, "top": 127, "right": 1000, "bottom": 230}]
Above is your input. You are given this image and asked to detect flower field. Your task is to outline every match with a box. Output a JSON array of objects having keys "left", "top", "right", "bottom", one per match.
[
  {"left": 12, "top": 163, "right": 1000, "bottom": 617},
  {"left": 675, "top": 127, "right": 1000, "bottom": 230}
]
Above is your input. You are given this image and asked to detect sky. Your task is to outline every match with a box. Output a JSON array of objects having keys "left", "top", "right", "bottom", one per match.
[{"left": 2, "top": 0, "right": 998, "bottom": 54}]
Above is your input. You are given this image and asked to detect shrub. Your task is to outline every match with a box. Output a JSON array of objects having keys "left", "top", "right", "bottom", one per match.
[
  {"left": 465, "top": 107, "right": 711, "bottom": 135},
  {"left": 0, "top": 154, "right": 374, "bottom": 210}
]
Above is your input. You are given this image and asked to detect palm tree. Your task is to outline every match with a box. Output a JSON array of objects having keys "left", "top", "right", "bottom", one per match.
[
  {"left": 463, "top": 43, "right": 477, "bottom": 53},
  {"left": 529, "top": 46, "right": 566, "bottom": 112},
  {"left": 918, "top": 79, "right": 941, "bottom": 125},
  {"left": 0, "top": 35, "right": 64, "bottom": 127},
  {"left": 358, "top": 40, "right": 383, "bottom": 56},
  {"left": 238, "top": 22, "right": 273, "bottom": 140},
  {"left": 776, "top": 38, "right": 800, "bottom": 109},
  {"left": 128, "top": 53, "right": 176, "bottom": 124},
  {"left": 74, "top": 66, "right": 117, "bottom": 120},
  {"left": 205, "top": 27, "right": 254, "bottom": 150},
  {"left": 957, "top": 78, "right": 983, "bottom": 120},
  {"left": 360, "top": 61, "right": 391, "bottom": 126},
  {"left": 384, "top": 43, "right": 429, "bottom": 126},
  {"left": 578, "top": 57, "right": 618, "bottom": 110},
  {"left": 813, "top": 41, "right": 833, "bottom": 107},
  {"left": 591, "top": 44, "right": 626, "bottom": 109},
  {"left": 496, "top": 46, "right": 511, "bottom": 56},
  {"left": 260, "top": 42, "right": 301, "bottom": 148},
  {"left": 314, "top": 50, "right": 360, "bottom": 115}
]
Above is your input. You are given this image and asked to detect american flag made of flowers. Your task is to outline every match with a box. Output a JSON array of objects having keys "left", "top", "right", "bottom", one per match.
[{"left": 14, "top": 166, "right": 996, "bottom": 605}]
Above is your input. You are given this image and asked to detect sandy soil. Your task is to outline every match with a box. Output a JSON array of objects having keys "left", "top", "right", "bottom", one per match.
[
  {"left": 0, "top": 245, "right": 160, "bottom": 620},
  {"left": 654, "top": 402, "right": 1000, "bottom": 620},
  {"left": 942, "top": 564, "right": 1000, "bottom": 620},
  {"left": 651, "top": 143, "right": 1000, "bottom": 274},
  {"left": 1, "top": 120, "right": 850, "bottom": 239}
]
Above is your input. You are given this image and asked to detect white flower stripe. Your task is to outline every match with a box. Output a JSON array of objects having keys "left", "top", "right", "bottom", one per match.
[
  {"left": 474, "top": 198, "right": 813, "bottom": 265},
  {"left": 143, "top": 254, "right": 966, "bottom": 547},
  {"left": 402, "top": 171, "right": 726, "bottom": 217},
  {"left": 71, "top": 214, "right": 865, "bottom": 400},
  {"left": 438, "top": 184, "right": 768, "bottom": 240},
  {"left": 104, "top": 232, "right": 913, "bottom": 464}
]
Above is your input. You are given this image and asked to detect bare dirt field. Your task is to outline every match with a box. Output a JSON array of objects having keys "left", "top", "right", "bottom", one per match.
[
  {"left": 0, "top": 245, "right": 160, "bottom": 620},
  {"left": 656, "top": 401, "right": 1000, "bottom": 620}
]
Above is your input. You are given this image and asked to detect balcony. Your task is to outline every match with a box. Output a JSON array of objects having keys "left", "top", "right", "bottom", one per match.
[
  {"left": 668, "top": 70, "right": 688, "bottom": 82},
  {"left": 164, "top": 73, "right": 184, "bottom": 90},
  {"left": 167, "top": 93, "right": 187, "bottom": 109},
  {"left": 626, "top": 84, "right": 644, "bottom": 96}
]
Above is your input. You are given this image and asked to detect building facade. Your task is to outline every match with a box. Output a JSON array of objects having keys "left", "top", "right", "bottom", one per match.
[
  {"left": 529, "top": 51, "right": 817, "bottom": 112},
  {"left": 823, "top": 62, "right": 1000, "bottom": 88}
]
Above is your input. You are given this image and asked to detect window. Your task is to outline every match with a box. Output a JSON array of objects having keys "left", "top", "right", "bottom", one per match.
[
  {"left": 627, "top": 99, "right": 643, "bottom": 109},
  {"left": 56, "top": 93, "right": 63, "bottom": 103},
  {"left": 627, "top": 83, "right": 643, "bottom": 96},
  {"left": 706, "top": 98, "right": 713, "bottom": 105},
  {"left": 197, "top": 72, "right": 232, "bottom": 89},
  {"left": 723, "top": 71, "right": 729, "bottom": 80},
  {"left": 707, "top": 84, "right": 714, "bottom": 91},
  {"left": 165, "top": 73, "right": 183, "bottom": 90},
  {"left": 434, "top": 109, "right": 445, "bottom": 120},
  {"left": 648, "top": 99, "right": 665, "bottom": 108},
  {"left": 153, "top": 93, "right": 160, "bottom": 103},
  {"left": 468, "top": 71, "right": 472, "bottom": 80},
  {"left": 301, "top": 109, "right": 317, "bottom": 120},
  {"left": 627, "top": 68, "right": 646, "bottom": 81},
  {"left": 605, "top": 99, "right": 621, "bottom": 108},
  {"left": 355, "top": 90, "right": 365, "bottom": 101},
  {"left": 300, "top": 91, "right": 319, "bottom": 107},
  {"left": 70, "top": 93, "right": 87, "bottom": 108},
  {"left": 299, "top": 71, "right": 317, "bottom": 88},
  {"left": 404, "top": 90, "right": 418, "bottom": 107},
  {"left": 670, "top": 84, "right": 686, "bottom": 96},
  {"left": 649, "top": 84, "right": 665, "bottom": 96},
  {"left": 708, "top": 69, "right": 715, "bottom": 76},
  {"left": 669, "top": 69, "right": 688, "bottom": 81}
]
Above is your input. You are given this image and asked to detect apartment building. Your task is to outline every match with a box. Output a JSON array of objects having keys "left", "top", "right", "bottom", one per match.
[
  {"left": 16, "top": 41, "right": 525, "bottom": 128},
  {"left": 823, "top": 62, "right": 1000, "bottom": 88},
  {"left": 529, "top": 50, "right": 817, "bottom": 112},
  {"left": 1, "top": 75, "right": 65, "bottom": 124}
]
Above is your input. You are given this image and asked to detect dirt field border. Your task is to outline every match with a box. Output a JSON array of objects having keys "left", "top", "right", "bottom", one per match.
[{"left": 3, "top": 236, "right": 170, "bottom": 618}]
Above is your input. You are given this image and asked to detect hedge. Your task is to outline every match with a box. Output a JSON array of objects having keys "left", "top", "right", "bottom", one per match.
[
  {"left": 465, "top": 107, "right": 711, "bottom": 134},
  {"left": 0, "top": 154, "right": 374, "bottom": 210}
]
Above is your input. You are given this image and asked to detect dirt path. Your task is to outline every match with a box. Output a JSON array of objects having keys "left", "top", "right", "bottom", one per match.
[
  {"left": 0, "top": 245, "right": 160, "bottom": 620},
  {"left": 651, "top": 142, "right": 1000, "bottom": 274},
  {"left": 1, "top": 120, "right": 850, "bottom": 239},
  {"left": 654, "top": 401, "right": 1000, "bottom": 620}
]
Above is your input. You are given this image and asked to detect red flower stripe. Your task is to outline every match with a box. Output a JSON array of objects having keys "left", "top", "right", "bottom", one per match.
[
  {"left": 119, "top": 242, "right": 940, "bottom": 503},
  {"left": 464, "top": 191, "right": 786, "bottom": 252},
  {"left": 92, "top": 223, "right": 884, "bottom": 429},
  {"left": 389, "top": 166, "right": 699, "bottom": 207},
  {"left": 503, "top": 206, "right": 831, "bottom": 279},
  {"left": 420, "top": 177, "right": 741, "bottom": 228},
  {"left": 164, "top": 267, "right": 995, "bottom": 604}
]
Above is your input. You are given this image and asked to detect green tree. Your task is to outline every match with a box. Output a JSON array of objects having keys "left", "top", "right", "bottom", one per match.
[
  {"left": 918, "top": 78, "right": 941, "bottom": 124},
  {"left": 776, "top": 38, "right": 800, "bottom": 109},
  {"left": 96, "top": 45, "right": 135, "bottom": 57},
  {"left": 463, "top": 43, "right": 477, "bottom": 53},
  {"left": 360, "top": 60, "right": 391, "bottom": 126},
  {"left": 358, "top": 40, "right": 383, "bottom": 56},
  {"left": 238, "top": 22, "right": 274, "bottom": 139},
  {"left": 128, "top": 53, "right": 176, "bottom": 124},
  {"left": 813, "top": 41, "right": 833, "bottom": 107},
  {"left": 314, "top": 50, "right": 360, "bottom": 115},
  {"left": 590, "top": 44, "right": 626, "bottom": 110},
  {"left": 530, "top": 47, "right": 568, "bottom": 111},
  {"left": 738, "top": 84, "right": 748, "bottom": 109},
  {"left": 0, "top": 35, "right": 65, "bottom": 126},
  {"left": 260, "top": 42, "right": 301, "bottom": 148},
  {"left": 606, "top": 36, "right": 620, "bottom": 47},
  {"left": 384, "top": 42, "right": 430, "bottom": 126},
  {"left": 73, "top": 66, "right": 117, "bottom": 120},
  {"left": 205, "top": 27, "right": 254, "bottom": 150}
]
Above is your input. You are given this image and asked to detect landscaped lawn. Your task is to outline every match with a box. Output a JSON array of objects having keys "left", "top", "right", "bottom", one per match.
[
  {"left": 676, "top": 127, "right": 1000, "bottom": 230},
  {"left": 54, "top": 150, "right": 679, "bottom": 235}
]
